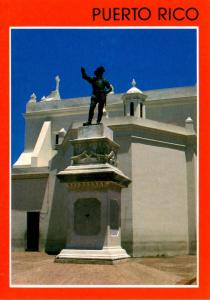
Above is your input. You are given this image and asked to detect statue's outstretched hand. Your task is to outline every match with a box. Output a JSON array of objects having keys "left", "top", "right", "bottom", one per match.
[{"left": 81, "top": 67, "right": 89, "bottom": 81}]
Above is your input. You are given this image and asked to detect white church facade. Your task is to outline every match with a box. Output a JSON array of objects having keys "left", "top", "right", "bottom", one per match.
[{"left": 12, "top": 77, "right": 197, "bottom": 257}]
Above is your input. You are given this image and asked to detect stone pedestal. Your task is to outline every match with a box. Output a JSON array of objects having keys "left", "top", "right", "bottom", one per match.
[{"left": 55, "top": 124, "right": 131, "bottom": 264}]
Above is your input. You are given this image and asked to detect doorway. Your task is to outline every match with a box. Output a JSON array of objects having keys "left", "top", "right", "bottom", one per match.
[{"left": 26, "top": 211, "right": 40, "bottom": 251}]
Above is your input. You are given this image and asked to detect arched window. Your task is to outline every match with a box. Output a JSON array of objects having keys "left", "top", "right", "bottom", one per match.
[
  {"left": 130, "top": 102, "right": 134, "bottom": 116},
  {"left": 55, "top": 134, "right": 59, "bottom": 145},
  {"left": 140, "top": 103, "right": 143, "bottom": 118}
]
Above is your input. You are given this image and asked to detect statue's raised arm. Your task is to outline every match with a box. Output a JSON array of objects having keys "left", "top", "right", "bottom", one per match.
[
  {"left": 81, "top": 66, "right": 112, "bottom": 126},
  {"left": 81, "top": 67, "right": 93, "bottom": 83}
]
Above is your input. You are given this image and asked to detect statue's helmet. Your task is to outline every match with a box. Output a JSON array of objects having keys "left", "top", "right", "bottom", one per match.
[{"left": 94, "top": 66, "right": 105, "bottom": 76}]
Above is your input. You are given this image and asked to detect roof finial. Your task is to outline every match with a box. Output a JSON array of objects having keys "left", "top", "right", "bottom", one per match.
[
  {"left": 185, "top": 116, "right": 195, "bottom": 133},
  {"left": 41, "top": 75, "right": 61, "bottom": 101},
  {"left": 28, "top": 92, "right": 37, "bottom": 103},
  {"left": 132, "top": 78, "right": 136, "bottom": 87},
  {"left": 126, "top": 78, "right": 143, "bottom": 94},
  {"left": 55, "top": 75, "right": 60, "bottom": 91}
]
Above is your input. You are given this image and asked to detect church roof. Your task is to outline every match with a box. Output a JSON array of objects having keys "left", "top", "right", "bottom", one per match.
[{"left": 26, "top": 85, "right": 197, "bottom": 113}]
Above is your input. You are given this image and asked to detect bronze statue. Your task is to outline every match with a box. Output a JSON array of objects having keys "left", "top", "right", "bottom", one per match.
[{"left": 81, "top": 66, "right": 112, "bottom": 126}]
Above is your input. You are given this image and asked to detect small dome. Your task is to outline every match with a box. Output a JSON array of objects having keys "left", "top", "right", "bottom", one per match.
[
  {"left": 185, "top": 116, "right": 193, "bottom": 124},
  {"left": 126, "top": 79, "right": 143, "bottom": 94}
]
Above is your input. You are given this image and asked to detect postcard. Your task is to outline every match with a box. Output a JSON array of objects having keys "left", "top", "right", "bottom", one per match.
[{"left": 0, "top": 0, "right": 210, "bottom": 299}]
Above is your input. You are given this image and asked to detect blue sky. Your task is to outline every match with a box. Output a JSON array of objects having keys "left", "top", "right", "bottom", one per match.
[{"left": 11, "top": 28, "right": 197, "bottom": 164}]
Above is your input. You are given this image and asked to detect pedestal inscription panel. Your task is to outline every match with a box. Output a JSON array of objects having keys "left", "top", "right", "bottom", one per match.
[{"left": 74, "top": 198, "right": 101, "bottom": 236}]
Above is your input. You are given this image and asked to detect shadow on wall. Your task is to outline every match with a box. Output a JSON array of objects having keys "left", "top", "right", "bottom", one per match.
[{"left": 45, "top": 148, "right": 72, "bottom": 254}]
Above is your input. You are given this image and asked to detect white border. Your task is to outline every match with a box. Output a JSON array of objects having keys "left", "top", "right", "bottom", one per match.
[{"left": 9, "top": 26, "right": 199, "bottom": 289}]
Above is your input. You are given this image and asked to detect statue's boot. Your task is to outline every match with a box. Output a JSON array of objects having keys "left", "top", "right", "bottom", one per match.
[{"left": 83, "top": 121, "right": 91, "bottom": 126}]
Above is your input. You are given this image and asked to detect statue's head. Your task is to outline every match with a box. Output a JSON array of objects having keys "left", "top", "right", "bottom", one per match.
[{"left": 94, "top": 66, "right": 105, "bottom": 76}]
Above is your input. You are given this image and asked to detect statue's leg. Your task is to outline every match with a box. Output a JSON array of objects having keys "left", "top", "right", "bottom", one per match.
[
  {"left": 83, "top": 97, "right": 97, "bottom": 126},
  {"left": 88, "top": 97, "right": 97, "bottom": 123},
  {"left": 97, "top": 95, "right": 106, "bottom": 124}
]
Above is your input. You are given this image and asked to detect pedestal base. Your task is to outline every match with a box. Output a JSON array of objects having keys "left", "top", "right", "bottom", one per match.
[{"left": 55, "top": 247, "right": 130, "bottom": 264}]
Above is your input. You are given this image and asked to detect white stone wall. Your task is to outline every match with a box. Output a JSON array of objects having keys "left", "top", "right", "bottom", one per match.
[
  {"left": 12, "top": 177, "right": 48, "bottom": 211},
  {"left": 131, "top": 142, "right": 189, "bottom": 256},
  {"left": 114, "top": 134, "right": 133, "bottom": 254},
  {"left": 145, "top": 99, "right": 197, "bottom": 130},
  {"left": 11, "top": 210, "right": 27, "bottom": 250}
]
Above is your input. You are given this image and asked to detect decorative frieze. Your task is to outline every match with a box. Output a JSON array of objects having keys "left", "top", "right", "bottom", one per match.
[
  {"left": 71, "top": 149, "right": 117, "bottom": 166},
  {"left": 67, "top": 181, "right": 121, "bottom": 191},
  {"left": 71, "top": 137, "right": 119, "bottom": 166}
]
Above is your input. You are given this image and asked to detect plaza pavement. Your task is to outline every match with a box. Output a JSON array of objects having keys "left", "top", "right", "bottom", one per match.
[{"left": 11, "top": 252, "right": 197, "bottom": 286}]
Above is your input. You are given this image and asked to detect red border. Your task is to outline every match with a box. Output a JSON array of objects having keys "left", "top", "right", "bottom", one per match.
[{"left": 1, "top": 0, "right": 210, "bottom": 299}]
